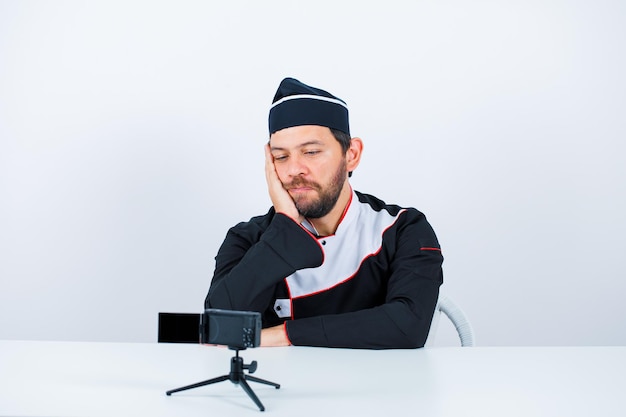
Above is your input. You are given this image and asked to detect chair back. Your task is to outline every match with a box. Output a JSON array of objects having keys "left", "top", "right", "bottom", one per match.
[{"left": 425, "top": 294, "right": 475, "bottom": 347}]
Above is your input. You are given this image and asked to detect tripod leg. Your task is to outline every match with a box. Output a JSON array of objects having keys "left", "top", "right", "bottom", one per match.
[
  {"left": 245, "top": 375, "right": 281, "bottom": 389},
  {"left": 166, "top": 375, "right": 229, "bottom": 396},
  {"left": 238, "top": 377, "right": 266, "bottom": 411}
]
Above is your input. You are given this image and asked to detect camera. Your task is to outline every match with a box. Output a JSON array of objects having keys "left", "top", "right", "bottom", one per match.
[{"left": 200, "top": 308, "right": 261, "bottom": 349}]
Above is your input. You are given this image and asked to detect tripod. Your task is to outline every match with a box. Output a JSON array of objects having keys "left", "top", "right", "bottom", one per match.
[{"left": 166, "top": 348, "right": 280, "bottom": 411}]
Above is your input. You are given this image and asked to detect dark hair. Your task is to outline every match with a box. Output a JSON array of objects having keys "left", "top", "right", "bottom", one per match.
[
  {"left": 330, "top": 128, "right": 354, "bottom": 177},
  {"left": 330, "top": 128, "right": 352, "bottom": 153}
]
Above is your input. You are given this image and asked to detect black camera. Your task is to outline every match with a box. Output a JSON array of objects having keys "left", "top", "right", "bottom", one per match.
[{"left": 200, "top": 308, "right": 261, "bottom": 349}]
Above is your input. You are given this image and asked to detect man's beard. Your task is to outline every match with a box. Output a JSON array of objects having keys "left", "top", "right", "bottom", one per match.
[{"left": 287, "top": 159, "right": 347, "bottom": 219}]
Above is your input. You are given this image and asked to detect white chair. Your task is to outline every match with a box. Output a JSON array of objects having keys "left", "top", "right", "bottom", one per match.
[{"left": 425, "top": 294, "right": 475, "bottom": 347}]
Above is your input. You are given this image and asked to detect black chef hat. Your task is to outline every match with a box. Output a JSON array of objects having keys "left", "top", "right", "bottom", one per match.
[{"left": 268, "top": 78, "right": 350, "bottom": 136}]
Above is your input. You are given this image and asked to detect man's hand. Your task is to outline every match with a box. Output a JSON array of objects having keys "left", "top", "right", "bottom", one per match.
[
  {"left": 264, "top": 144, "right": 303, "bottom": 222},
  {"left": 260, "top": 324, "right": 291, "bottom": 347}
]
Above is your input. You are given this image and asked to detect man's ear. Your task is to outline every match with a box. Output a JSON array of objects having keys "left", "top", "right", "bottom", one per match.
[{"left": 346, "top": 137, "right": 363, "bottom": 173}]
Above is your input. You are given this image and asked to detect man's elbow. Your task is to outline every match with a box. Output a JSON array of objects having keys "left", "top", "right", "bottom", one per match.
[{"left": 398, "top": 332, "right": 427, "bottom": 349}]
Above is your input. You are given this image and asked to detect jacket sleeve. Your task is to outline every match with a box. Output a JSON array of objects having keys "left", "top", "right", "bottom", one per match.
[
  {"left": 205, "top": 212, "right": 324, "bottom": 313},
  {"left": 285, "top": 212, "right": 443, "bottom": 349}
]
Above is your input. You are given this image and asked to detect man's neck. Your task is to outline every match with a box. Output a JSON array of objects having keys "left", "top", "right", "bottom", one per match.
[{"left": 307, "top": 184, "right": 352, "bottom": 237}]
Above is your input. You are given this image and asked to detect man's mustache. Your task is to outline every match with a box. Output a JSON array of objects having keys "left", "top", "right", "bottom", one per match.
[{"left": 285, "top": 177, "right": 320, "bottom": 190}]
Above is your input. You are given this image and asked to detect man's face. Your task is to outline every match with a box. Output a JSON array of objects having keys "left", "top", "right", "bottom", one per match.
[{"left": 269, "top": 125, "right": 348, "bottom": 219}]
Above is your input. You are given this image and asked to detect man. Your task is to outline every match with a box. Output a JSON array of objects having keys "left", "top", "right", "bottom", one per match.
[{"left": 205, "top": 78, "right": 443, "bottom": 349}]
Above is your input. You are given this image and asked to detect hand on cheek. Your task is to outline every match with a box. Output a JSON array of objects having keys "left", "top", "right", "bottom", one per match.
[{"left": 264, "top": 144, "right": 303, "bottom": 223}]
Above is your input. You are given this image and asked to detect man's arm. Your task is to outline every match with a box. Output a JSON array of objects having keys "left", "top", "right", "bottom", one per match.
[
  {"left": 284, "top": 213, "right": 443, "bottom": 349},
  {"left": 205, "top": 213, "right": 323, "bottom": 313}
]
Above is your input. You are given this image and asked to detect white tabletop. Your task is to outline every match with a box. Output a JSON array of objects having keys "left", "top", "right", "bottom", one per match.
[{"left": 1, "top": 340, "right": 624, "bottom": 416}]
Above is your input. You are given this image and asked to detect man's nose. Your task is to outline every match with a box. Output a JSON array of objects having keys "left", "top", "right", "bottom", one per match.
[{"left": 285, "top": 154, "right": 307, "bottom": 177}]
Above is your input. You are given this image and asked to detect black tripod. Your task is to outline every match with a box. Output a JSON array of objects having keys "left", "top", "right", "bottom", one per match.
[{"left": 166, "top": 348, "right": 280, "bottom": 411}]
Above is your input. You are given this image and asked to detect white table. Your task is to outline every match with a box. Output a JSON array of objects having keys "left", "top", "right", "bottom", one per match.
[{"left": 1, "top": 340, "right": 624, "bottom": 416}]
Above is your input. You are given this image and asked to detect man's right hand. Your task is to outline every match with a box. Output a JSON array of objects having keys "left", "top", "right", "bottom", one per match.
[{"left": 264, "top": 144, "right": 303, "bottom": 223}]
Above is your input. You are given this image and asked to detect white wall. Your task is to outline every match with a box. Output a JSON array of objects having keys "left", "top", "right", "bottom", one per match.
[{"left": 1, "top": 0, "right": 624, "bottom": 346}]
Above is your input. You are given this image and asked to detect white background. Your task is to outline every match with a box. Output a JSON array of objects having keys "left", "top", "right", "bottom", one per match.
[{"left": 1, "top": 0, "right": 624, "bottom": 346}]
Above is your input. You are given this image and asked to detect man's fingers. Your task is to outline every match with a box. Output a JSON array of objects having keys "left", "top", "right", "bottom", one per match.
[
  {"left": 264, "top": 144, "right": 279, "bottom": 182},
  {"left": 263, "top": 144, "right": 301, "bottom": 221}
]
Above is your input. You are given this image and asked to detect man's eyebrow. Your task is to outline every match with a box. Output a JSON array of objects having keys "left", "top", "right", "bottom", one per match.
[{"left": 270, "top": 140, "right": 325, "bottom": 151}]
